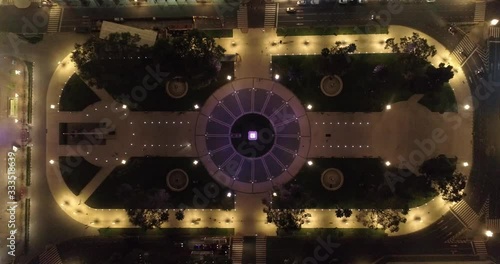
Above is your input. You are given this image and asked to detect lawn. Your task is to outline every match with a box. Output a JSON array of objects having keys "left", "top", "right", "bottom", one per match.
[
  {"left": 59, "top": 73, "right": 100, "bottom": 111},
  {"left": 266, "top": 229, "right": 386, "bottom": 263},
  {"left": 85, "top": 157, "right": 234, "bottom": 209},
  {"left": 25, "top": 61, "right": 33, "bottom": 124},
  {"left": 101, "top": 61, "right": 234, "bottom": 111},
  {"left": 98, "top": 228, "right": 234, "bottom": 237},
  {"left": 272, "top": 54, "right": 457, "bottom": 112},
  {"left": 277, "top": 26, "right": 389, "bottom": 36},
  {"left": 280, "top": 158, "right": 436, "bottom": 209},
  {"left": 59, "top": 156, "right": 101, "bottom": 196}
]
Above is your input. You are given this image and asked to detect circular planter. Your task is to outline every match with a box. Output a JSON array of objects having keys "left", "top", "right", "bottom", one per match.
[
  {"left": 166, "top": 169, "right": 189, "bottom": 192},
  {"left": 166, "top": 79, "right": 188, "bottom": 99},
  {"left": 321, "top": 168, "right": 344, "bottom": 191},
  {"left": 320, "top": 75, "right": 343, "bottom": 97}
]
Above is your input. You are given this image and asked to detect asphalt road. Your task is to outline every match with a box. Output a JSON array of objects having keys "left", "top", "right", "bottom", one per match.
[
  {"left": 277, "top": 0, "right": 475, "bottom": 28},
  {"left": 0, "top": 4, "right": 49, "bottom": 33},
  {"left": 59, "top": 4, "right": 238, "bottom": 32}
]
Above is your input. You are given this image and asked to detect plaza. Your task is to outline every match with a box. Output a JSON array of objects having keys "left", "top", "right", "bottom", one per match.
[{"left": 42, "top": 25, "right": 473, "bottom": 240}]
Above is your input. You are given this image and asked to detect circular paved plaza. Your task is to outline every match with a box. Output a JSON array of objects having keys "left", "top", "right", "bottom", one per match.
[{"left": 195, "top": 78, "right": 311, "bottom": 193}]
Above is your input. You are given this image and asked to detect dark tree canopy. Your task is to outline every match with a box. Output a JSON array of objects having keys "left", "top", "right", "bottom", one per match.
[
  {"left": 355, "top": 209, "right": 407, "bottom": 233},
  {"left": 419, "top": 155, "right": 466, "bottom": 203}
]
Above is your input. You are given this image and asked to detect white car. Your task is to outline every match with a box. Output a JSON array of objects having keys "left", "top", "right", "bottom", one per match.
[
  {"left": 338, "top": 0, "right": 349, "bottom": 4},
  {"left": 297, "top": 0, "right": 307, "bottom": 5},
  {"left": 426, "top": 0, "right": 435, "bottom": 2},
  {"left": 286, "top": 7, "right": 297, "bottom": 13}
]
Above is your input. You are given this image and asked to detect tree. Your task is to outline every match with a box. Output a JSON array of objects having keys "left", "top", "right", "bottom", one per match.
[
  {"left": 425, "top": 63, "right": 454, "bottom": 90},
  {"left": 420, "top": 156, "right": 466, "bottom": 203},
  {"left": 126, "top": 208, "right": 169, "bottom": 230},
  {"left": 384, "top": 33, "right": 437, "bottom": 71},
  {"left": 321, "top": 48, "right": 330, "bottom": 57},
  {"left": 432, "top": 172, "right": 467, "bottom": 202},
  {"left": 264, "top": 207, "right": 308, "bottom": 236},
  {"left": 335, "top": 208, "right": 352, "bottom": 218},
  {"left": 335, "top": 208, "right": 344, "bottom": 218},
  {"left": 175, "top": 210, "right": 185, "bottom": 221},
  {"left": 356, "top": 209, "right": 407, "bottom": 233}
]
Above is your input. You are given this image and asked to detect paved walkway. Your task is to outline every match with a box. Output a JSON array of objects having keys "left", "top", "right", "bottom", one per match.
[{"left": 45, "top": 25, "right": 473, "bottom": 237}]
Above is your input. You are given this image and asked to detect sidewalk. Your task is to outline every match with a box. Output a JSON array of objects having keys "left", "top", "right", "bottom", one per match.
[{"left": 44, "top": 25, "right": 473, "bottom": 237}]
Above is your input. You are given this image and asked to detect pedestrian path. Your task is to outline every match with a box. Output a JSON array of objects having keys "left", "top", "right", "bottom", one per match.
[
  {"left": 47, "top": 5, "right": 63, "bottom": 33},
  {"left": 231, "top": 236, "right": 243, "bottom": 264},
  {"left": 256, "top": 236, "right": 267, "bottom": 264},
  {"left": 473, "top": 240, "right": 488, "bottom": 255},
  {"left": 473, "top": 0, "right": 486, "bottom": 23},
  {"left": 450, "top": 200, "right": 479, "bottom": 228},
  {"left": 452, "top": 35, "right": 477, "bottom": 66},
  {"left": 237, "top": 4, "right": 248, "bottom": 30},
  {"left": 264, "top": 3, "right": 276, "bottom": 28},
  {"left": 489, "top": 26, "right": 500, "bottom": 39}
]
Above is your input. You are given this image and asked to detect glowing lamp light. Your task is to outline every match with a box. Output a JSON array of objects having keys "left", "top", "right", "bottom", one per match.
[
  {"left": 274, "top": 74, "right": 280, "bottom": 80},
  {"left": 50, "top": 104, "right": 55, "bottom": 109},
  {"left": 121, "top": 160, "right": 126, "bottom": 164},
  {"left": 15, "top": 70, "right": 21, "bottom": 75},
  {"left": 193, "top": 160, "right": 199, "bottom": 165},
  {"left": 122, "top": 105, "right": 127, "bottom": 109},
  {"left": 463, "top": 162, "right": 469, "bottom": 167},
  {"left": 486, "top": 230, "right": 493, "bottom": 237},
  {"left": 386, "top": 104, "right": 391, "bottom": 110},
  {"left": 226, "top": 192, "right": 232, "bottom": 198},
  {"left": 307, "top": 104, "right": 313, "bottom": 110},
  {"left": 12, "top": 146, "right": 18, "bottom": 152},
  {"left": 49, "top": 160, "right": 55, "bottom": 165},
  {"left": 15, "top": 93, "right": 19, "bottom": 97},
  {"left": 248, "top": 131, "right": 257, "bottom": 141},
  {"left": 464, "top": 104, "right": 470, "bottom": 110},
  {"left": 272, "top": 192, "right": 277, "bottom": 197},
  {"left": 226, "top": 75, "right": 232, "bottom": 81},
  {"left": 14, "top": 119, "right": 18, "bottom": 123},
  {"left": 194, "top": 104, "right": 200, "bottom": 109},
  {"left": 307, "top": 160, "right": 313, "bottom": 166},
  {"left": 385, "top": 161, "right": 391, "bottom": 166},
  {"left": 491, "top": 19, "right": 499, "bottom": 26}
]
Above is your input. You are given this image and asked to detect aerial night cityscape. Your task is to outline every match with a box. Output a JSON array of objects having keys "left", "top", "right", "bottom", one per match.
[{"left": 0, "top": 0, "right": 500, "bottom": 263}]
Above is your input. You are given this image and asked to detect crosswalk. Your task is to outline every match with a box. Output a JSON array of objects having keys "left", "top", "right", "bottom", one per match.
[
  {"left": 450, "top": 200, "right": 479, "bottom": 228},
  {"left": 487, "top": 219, "right": 500, "bottom": 232},
  {"left": 477, "top": 47, "right": 489, "bottom": 70},
  {"left": 452, "top": 36, "right": 477, "bottom": 66},
  {"left": 264, "top": 3, "right": 277, "bottom": 28},
  {"left": 256, "top": 236, "right": 267, "bottom": 264},
  {"left": 489, "top": 27, "right": 500, "bottom": 39},
  {"left": 47, "top": 5, "right": 63, "bottom": 33},
  {"left": 39, "top": 245, "right": 63, "bottom": 264},
  {"left": 236, "top": 5, "right": 248, "bottom": 30},
  {"left": 473, "top": 240, "right": 488, "bottom": 255},
  {"left": 474, "top": 0, "right": 486, "bottom": 23},
  {"left": 231, "top": 236, "right": 243, "bottom": 264}
]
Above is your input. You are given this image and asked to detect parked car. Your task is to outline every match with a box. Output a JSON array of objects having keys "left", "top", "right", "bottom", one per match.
[
  {"left": 297, "top": 0, "right": 307, "bottom": 5},
  {"left": 370, "top": 14, "right": 381, "bottom": 20},
  {"left": 338, "top": 0, "right": 350, "bottom": 4},
  {"left": 286, "top": 7, "right": 297, "bottom": 13},
  {"left": 358, "top": 0, "right": 367, "bottom": 3},
  {"left": 426, "top": 0, "right": 435, "bottom": 2}
]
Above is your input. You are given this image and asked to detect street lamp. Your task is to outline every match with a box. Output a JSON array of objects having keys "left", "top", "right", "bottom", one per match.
[
  {"left": 464, "top": 104, "right": 470, "bottom": 110},
  {"left": 193, "top": 159, "right": 199, "bottom": 165},
  {"left": 121, "top": 160, "right": 126, "bottom": 164},
  {"left": 272, "top": 192, "right": 277, "bottom": 197},
  {"left": 122, "top": 104, "right": 127, "bottom": 109},
  {"left": 194, "top": 104, "right": 199, "bottom": 110},
  {"left": 386, "top": 104, "right": 391, "bottom": 110},
  {"left": 385, "top": 161, "right": 391, "bottom": 166},
  {"left": 462, "top": 162, "right": 469, "bottom": 167},
  {"left": 226, "top": 192, "right": 232, "bottom": 198},
  {"left": 274, "top": 74, "right": 280, "bottom": 80},
  {"left": 307, "top": 160, "right": 313, "bottom": 166},
  {"left": 50, "top": 104, "right": 56, "bottom": 109},
  {"left": 227, "top": 75, "right": 232, "bottom": 81},
  {"left": 486, "top": 230, "right": 493, "bottom": 237},
  {"left": 306, "top": 104, "right": 313, "bottom": 110},
  {"left": 49, "top": 160, "right": 55, "bottom": 165},
  {"left": 491, "top": 19, "right": 499, "bottom": 26}
]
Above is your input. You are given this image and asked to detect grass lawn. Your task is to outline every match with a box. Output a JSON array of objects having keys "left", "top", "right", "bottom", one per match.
[
  {"left": 272, "top": 54, "right": 457, "bottom": 112},
  {"left": 86, "top": 157, "right": 234, "bottom": 209},
  {"left": 281, "top": 158, "right": 436, "bottom": 209},
  {"left": 277, "top": 26, "right": 389, "bottom": 36},
  {"left": 60, "top": 156, "right": 101, "bottom": 196},
  {"left": 266, "top": 229, "right": 386, "bottom": 263},
  {"left": 102, "top": 61, "right": 234, "bottom": 111},
  {"left": 98, "top": 227, "right": 234, "bottom": 237},
  {"left": 25, "top": 61, "right": 33, "bottom": 124},
  {"left": 59, "top": 73, "right": 100, "bottom": 111}
]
